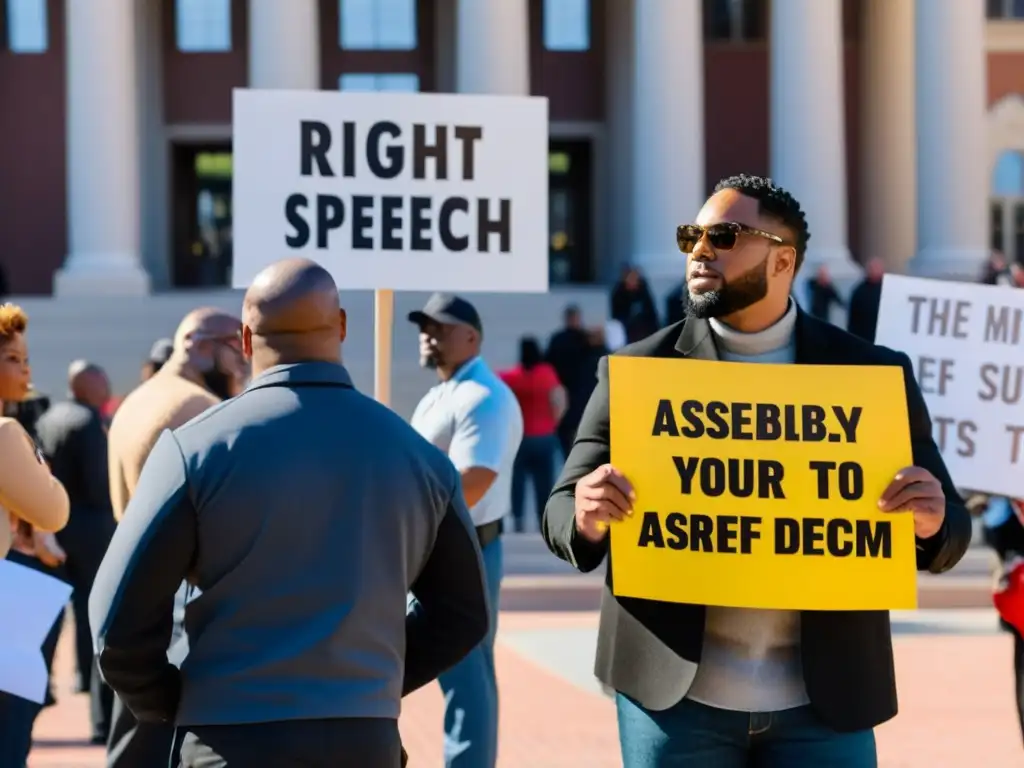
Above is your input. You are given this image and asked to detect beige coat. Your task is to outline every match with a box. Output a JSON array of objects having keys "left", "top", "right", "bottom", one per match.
[
  {"left": 107, "top": 364, "right": 219, "bottom": 520},
  {"left": 0, "top": 416, "right": 70, "bottom": 559}
]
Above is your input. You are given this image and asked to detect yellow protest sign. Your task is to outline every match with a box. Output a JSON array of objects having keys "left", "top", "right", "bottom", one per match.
[{"left": 608, "top": 357, "right": 917, "bottom": 611}]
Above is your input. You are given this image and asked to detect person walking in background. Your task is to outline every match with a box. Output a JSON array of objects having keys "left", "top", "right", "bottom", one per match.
[
  {"left": 500, "top": 337, "right": 566, "bottom": 533},
  {"left": 804, "top": 264, "right": 844, "bottom": 323},
  {"left": 408, "top": 292, "right": 523, "bottom": 768},
  {"left": 610, "top": 265, "right": 660, "bottom": 343},
  {"left": 91, "top": 259, "right": 489, "bottom": 767},
  {"left": 35, "top": 361, "right": 117, "bottom": 746},
  {"left": 545, "top": 305, "right": 593, "bottom": 459},
  {"left": 847, "top": 257, "right": 885, "bottom": 341},
  {"left": 982, "top": 250, "right": 1011, "bottom": 285},
  {"left": 103, "top": 307, "right": 246, "bottom": 768},
  {"left": 0, "top": 303, "right": 70, "bottom": 768}
]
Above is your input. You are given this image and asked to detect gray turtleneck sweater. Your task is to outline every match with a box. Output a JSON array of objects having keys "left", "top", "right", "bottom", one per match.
[{"left": 685, "top": 299, "right": 810, "bottom": 712}]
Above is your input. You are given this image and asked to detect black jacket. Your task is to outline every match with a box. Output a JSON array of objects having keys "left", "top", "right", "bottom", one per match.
[{"left": 542, "top": 310, "right": 972, "bottom": 733}]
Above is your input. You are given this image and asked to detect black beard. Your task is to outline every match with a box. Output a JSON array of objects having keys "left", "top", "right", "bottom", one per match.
[
  {"left": 202, "top": 368, "right": 235, "bottom": 400},
  {"left": 687, "top": 257, "right": 770, "bottom": 319}
]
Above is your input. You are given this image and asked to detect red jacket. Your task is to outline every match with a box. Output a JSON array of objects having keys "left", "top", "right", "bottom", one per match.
[{"left": 993, "top": 500, "right": 1024, "bottom": 634}]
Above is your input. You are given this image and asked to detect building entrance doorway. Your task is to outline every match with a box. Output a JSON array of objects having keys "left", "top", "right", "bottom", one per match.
[
  {"left": 171, "top": 144, "right": 233, "bottom": 288},
  {"left": 168, "top": 141, "right": 596, "bottom": 287},
  {"left": 549, "top": 140, "right": 593, "bottom": 284}
]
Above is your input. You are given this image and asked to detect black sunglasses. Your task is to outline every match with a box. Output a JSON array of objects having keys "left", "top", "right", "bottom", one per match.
[{"left": 676, "top": 222, "right": 787, "bottom": 254}]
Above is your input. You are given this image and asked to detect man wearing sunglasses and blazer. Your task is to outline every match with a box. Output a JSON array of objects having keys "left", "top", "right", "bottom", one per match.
[{"left": 542, "top": 174, "right": 972, "bottom": 768}]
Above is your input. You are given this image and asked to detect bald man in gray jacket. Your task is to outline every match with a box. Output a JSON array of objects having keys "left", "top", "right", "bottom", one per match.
[{"left": 90, "top": 259, "right": 489, "bottom": 767}]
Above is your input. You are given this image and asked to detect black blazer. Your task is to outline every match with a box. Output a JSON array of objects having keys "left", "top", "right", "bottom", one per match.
[
  {"left": 541, "top": 310, "right": 972, "bottom": 733},
  {"left": 35, "top": 400, "right": 112, "bottom": 515}
]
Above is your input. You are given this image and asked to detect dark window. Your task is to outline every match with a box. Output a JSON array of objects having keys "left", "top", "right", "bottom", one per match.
[
  {"left": 548, "top": 140, "right": 593, "bottom": 284},
  {"left": 988, "top": 0, "right": 1024, "bottom": 19},
  {"left": 740, "top": 0, "right": 765, "bottom": 39},
  {"left": 1014, "top": 203, "right": 1024, "bottom": 264},
  {"left": 702, "top": 0, "right": 765, "bottom": 42},
  {"left": 992, "top": 201, "right": 1006, "bottom": 253}
]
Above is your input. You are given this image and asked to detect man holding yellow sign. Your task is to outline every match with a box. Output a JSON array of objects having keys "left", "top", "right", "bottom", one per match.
[{"left": 541, "top": 175, "right": 971, "bottom": 768}]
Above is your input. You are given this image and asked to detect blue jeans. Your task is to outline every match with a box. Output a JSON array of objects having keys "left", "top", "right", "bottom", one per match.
[
  {"left": 510, "top": 435, "right": 559, "bottom": 532},
  {"left": 616, "top": 695, "right": 877, "bottom": 768},
  {"left": 437, "top": 536, "right": 503, "bottom": 768}
]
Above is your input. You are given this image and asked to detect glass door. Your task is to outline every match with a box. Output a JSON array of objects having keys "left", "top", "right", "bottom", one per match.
[
  {"left": 171, "top": 144, "right": 234, "bottom": 288},
  {"left": 548, "top": 140, "right": 593, "bottom": 284}
]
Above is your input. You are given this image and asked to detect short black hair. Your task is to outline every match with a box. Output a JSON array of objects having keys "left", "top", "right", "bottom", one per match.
[
  {"left": 712, "top": 174, "right": 810, "bottom": 272},
  {"left": 519, "top": 336, "right": 543, "bottom": 370}
]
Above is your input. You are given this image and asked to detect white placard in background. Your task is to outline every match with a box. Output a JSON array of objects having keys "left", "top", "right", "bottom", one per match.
[
  {"left": 232, "top": 89, "right": 549, "bottom": 293},
  {"left": 876, "top": 274, "right": 1024, "bottom": 498},
  {"left": 0, "top": 560, "right": 73, "bottom": 703}
]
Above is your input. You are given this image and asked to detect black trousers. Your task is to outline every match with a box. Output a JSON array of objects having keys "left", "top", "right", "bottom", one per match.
[
  {"left": 106, "top": 696, "right": 181, "bottom": 768},
  {"left": 177, "top": 718, "right": 403, "bottom": 768},
  {"left": 57, "top": 513, "right": 116, "bottom": 740}
]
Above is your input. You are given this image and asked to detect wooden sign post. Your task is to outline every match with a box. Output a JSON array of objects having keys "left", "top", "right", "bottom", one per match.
[{"left": 373, "top": 288, "right": 394, "bottom": 406}]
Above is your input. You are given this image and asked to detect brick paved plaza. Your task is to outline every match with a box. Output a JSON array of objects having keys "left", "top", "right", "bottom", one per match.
[{"left": 24, "top": 610, "right": 1024, "bottom": 768}]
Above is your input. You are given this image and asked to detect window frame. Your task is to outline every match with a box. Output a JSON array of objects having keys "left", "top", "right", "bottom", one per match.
[
  {"left": 174, "top": 0, "right": 233, "bottom": 54},
  {"left": 339, "top": 0, "right": 418, "bottom": 51},
  {"left": 542, "top": 0, "right": 591, "bottom": 52},
  {"left": 702, "top": 0, "right": 768, "bottom": 43},
  {"left": 5, "top": 0, "right": 48, "bottom": 54},
  {"left": 338, "top": 72, "right": 421, "bottom": 92}
]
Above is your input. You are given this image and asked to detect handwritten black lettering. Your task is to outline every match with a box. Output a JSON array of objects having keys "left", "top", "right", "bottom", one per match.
[
  {"left": 636, "top": 511, "right": 762, "bottom": 554},
  {"left": 774, "top": 518, "right": 890, "bottom": 558},
  {"left": 672, "top": 456, "right": 785, "bottom": 499}
]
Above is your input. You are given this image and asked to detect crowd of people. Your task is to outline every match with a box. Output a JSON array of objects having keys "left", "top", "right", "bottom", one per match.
[{"left": 0, "top": 172, "right": 1018, "bottom": 767}]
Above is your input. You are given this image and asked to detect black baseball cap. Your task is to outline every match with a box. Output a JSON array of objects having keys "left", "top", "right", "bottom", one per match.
[
  {"left": 408, "top": 293, "right": 483, "bottom": 333},
  {"left": 148, "top": 338, "right": 174, "bottom": 365}
]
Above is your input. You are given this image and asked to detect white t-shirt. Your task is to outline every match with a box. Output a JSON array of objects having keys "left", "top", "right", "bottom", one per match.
[{"left": 410, "top": 357, "right": 523, "bottom": 527}]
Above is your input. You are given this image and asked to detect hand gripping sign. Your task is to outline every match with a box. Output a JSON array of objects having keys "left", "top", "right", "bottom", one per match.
[{"left": 608, "top": 358, "right": 917, "bottom": 611}]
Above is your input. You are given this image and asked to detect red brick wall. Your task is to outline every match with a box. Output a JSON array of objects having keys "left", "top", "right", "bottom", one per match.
[
  {"left": 162, "top": 0, "right": 248, "bottom": 124},
  {"left": 0, "top": 0, "right": 66, "bottom": 295},
  {"left": 528, "top": 0, "right": 606, "bottom": 121},
  {"left": 988, "top": 51, "right": 1024, "bottom": 106},
  {"left": 319, "top": 0, "right": 436, "bottom": 91}
]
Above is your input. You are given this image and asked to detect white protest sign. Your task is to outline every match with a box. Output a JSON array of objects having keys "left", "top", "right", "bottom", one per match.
[
  {"left": 232, "top": 89, "right": 549, "bottom": 292},
  {"left": 0, "top": 560, "right": 72, "bottom": 703},
  {"left": 876, "top": 274, "right": 1024, "bottom": 497}
]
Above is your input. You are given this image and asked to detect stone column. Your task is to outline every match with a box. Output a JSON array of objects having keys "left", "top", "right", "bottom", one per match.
[
  {"left": 860, "top": 0, "right": 916, "bottom": 273},
  {"left": 631, "top": 0, "right": 705, "bottom": 287},
  {"left": 770, "top": 0, "right": 859, "bottom": 284},
  {"left": 55, "top": 0, "right": 150, "bottom": 296},
  {"left": 248, "top": 0, "right": 320, "bottom": 90},
  {"left": 911, "top": 0, "right": 988, "bottom": 280},
  {"left": 455, "top": 0, "right": 529, "bottom": 95}
]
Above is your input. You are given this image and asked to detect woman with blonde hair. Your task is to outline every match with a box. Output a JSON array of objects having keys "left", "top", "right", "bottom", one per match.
[{"left": 0, "top": 303, "right": 70, "bottom": 768}]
